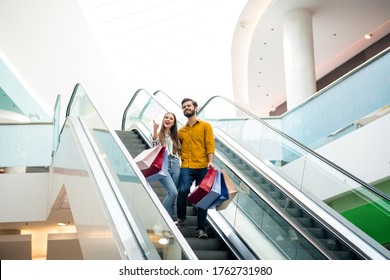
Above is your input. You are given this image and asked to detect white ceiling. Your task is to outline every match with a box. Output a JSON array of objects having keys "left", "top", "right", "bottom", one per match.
[
  {"left": 78, "top": 0, "right": 249, "bottom": 103},
  {"left": 238, "top": 0, "right": 390, "bottom": 115},
  {"left": 79, "top": 0, "right": 390, "bottom": 116}
]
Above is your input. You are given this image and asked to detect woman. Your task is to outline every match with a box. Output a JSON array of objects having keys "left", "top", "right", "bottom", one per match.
[{"left": 151, "top": 112, "right": 181, "bottom": 218}]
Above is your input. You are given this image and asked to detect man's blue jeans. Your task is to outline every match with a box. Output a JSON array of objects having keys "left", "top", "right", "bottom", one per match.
[
  {"left": 158, "top": 155, "right": 179, "bottom": 218},
  {"left": 177, "top": 167, "right": 208, "bottom": 231}
]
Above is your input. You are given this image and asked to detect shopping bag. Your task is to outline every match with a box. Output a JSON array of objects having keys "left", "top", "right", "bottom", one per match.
[
  {"left": 187, "top": 168, "right": 218, "bottom": 204},
  {"left": 196, "top": 170, "right": 224, "bottom": 209},
  {"left": 207, "top": 171, "right": 229, "bottom": 209},
  {"left": 134, "top": 145, "right": 163, "bottom": 170},
  {"left": 145, "top": 149, "right": 168, "bottom": 182},
  {"left": 216, "top": 169, "right": 238, "bottom": 211},
  {"left": 139, "top": 146, "right": 166, "bottom": 178}
]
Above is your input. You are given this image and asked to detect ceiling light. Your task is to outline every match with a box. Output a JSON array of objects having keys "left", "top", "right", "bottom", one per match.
[
  {"left": 158, "top": 238, "right": 169, "bottom": 245},
  {"left": 364, "top": 34, "right": 372, "bottom": 40},
  {"left": 57, "top": 222, "right": 66, "bottom": 226}
]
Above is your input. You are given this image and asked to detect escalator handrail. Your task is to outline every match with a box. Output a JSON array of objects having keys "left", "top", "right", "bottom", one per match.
[
  {"left": 68, "top": 116, "right": 147, "bottom": 259},
  {"left": 199, "top": 94, "right": 390, "bottom": 202},
  {"left": 133, "top": 90, "right": 338, "bottom": 259},
  {"left": 66, "top": 83, "right": 198, "bottom": 260},
  {"left": 125, "top": 89, "right": 389, "bottom": 259},
  {"left": 151, "top": 89, "right": 390, "bottom": 201},
  {"left": 149, "top": 91, "right": 379, "bottom": 259},
  {"left": 213, "top": 128, "right": 389, "bottom": 259},
  {"left": 122, "top": 90, "right": 255, "bottom": 259},
  {"left": 65, "top": 83, "right": 80, "bottom": 118},
  {"left": 121, "top": 88, "right": 150, "bottom": 131}
]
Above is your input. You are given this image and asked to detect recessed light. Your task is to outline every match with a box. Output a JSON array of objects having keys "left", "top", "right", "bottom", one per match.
[
  {"left": 158, "top": 238, "right": 169, "bottom": 245},
  {"left": 364, "top": 34, "right": 372, "bottom": 40},
  {"left": 57, "top": 222, "right": 66, "bottom": 226}
]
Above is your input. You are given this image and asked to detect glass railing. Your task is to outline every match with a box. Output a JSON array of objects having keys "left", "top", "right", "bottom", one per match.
[
  {"left": 52, "top": 117, "right": 129, "bottom": 259},
  {"left": 52, "top": 94, "right": 61, "bottom": 158},
  {"left": 123, "top": 90, "right": 347, "bottom": 259},
  {"left": 263, "top": 47, "right": 390, "bottom": 149},
  {"left": 0, "top": 50, "right": 52, "bottom": 123},
  {"left": 66, "top": 83, "right": 195, "bottom": 260},
  {"left": 196, "top": 95, "right": 390, "bottom": 256},
  {"left": 0, "top": 122, "right": 53, "bottom": 169},
  {"left": 136, "top": 90, "right": 390, "bottom": 258}
]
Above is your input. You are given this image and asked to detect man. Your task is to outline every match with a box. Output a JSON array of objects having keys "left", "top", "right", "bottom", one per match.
[{"left": 175, "top": 98, "right": 215, "bottom": 239}]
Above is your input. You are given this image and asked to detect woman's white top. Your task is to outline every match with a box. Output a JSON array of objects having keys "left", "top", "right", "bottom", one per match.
[{"left": 151, "top": 132, "right": 180, "bottom": 160}]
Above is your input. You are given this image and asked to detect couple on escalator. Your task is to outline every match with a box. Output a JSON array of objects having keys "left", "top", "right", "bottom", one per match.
[{"left": 151, "top": 98, "right": 215, "bottom": 239}]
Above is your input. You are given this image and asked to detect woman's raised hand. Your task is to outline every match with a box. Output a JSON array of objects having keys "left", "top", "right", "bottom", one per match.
[{"left": 153, "top": 120, "right": 159, "bottom": 131}]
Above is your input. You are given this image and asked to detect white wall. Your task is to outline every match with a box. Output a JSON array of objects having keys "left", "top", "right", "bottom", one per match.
[
  {"left": 0, "top": 173, "right": 50, "bottom": 222},
  {"left": 278, "top": 114, "right": 390, "bottom": 201},
  {"left": 317, "top": 113, "right": 390, "bottom": 184},
  {"left": 0, "top": 0, "right": 127, "bottom": 130}
]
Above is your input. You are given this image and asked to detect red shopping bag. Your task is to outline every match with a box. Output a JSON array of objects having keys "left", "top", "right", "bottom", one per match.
[
  {"left": 187, "top": 168, "right": 218, "bottom": 204},
  {"left": 139, "top": 146, "right": 166, "bottom": 178},
  {"left": 134, "top": 145, "right": 163, "bottom": 170},
  {"left": 145, "top": 150, "right": 168, "bottom": 182}
]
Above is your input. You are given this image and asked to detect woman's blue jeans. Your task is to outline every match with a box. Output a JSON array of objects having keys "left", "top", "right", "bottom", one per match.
[
  {"left": 158, "top": 155, "right": 179, "bottom": 218},
  {"left": 177, "top": 167, "right": 208, "bottom": 231}
]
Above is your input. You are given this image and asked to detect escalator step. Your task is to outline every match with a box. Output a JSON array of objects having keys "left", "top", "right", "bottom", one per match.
[
  {"left": 294, "top": 217, "right": 313, "bottom": 228},
  {"left": 120, "top": 130, "right": 237, "bottom": 260},
  {"left": 307, "top": 227, "right": 326, "bottom": 239},
  {"left": 179, "top": 226, "right": 215, "bottom": 238},
  {"left": 186, "top": 237, "right": 223, "bottom": 250},
  {"left": 268, "top": 190, "right": 283, "bottom": 200},
  {"left": 317, "top": 238, "right": 337, "bottom": 250},
  {"left": 194, "top": 250, "right": 232, "bottom": 260},
  {"left": 285, "top": 207, "right": 302, "bottom": 217}
]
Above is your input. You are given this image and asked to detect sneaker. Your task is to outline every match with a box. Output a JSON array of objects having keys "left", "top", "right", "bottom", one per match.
[
  {"left": 174, "top": 219, "right": 185, "bottom": 228},
  {"left": 195, "top": 230, "right": 208, "bottom": 239}
]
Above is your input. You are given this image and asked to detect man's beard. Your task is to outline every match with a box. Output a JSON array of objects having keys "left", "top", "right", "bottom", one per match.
[{"left": 184, "top": 110, "right": 195, "bottom": 118}]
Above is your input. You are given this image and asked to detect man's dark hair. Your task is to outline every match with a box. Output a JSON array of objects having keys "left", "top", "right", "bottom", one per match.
[{"left": 181, "top": 98, "right": 198, "bottom": 108}]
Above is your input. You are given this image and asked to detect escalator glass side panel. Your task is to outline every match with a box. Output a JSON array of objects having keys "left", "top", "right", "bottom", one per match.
[
  {"left": 303, "top": 153, "right": 390, "bottom": 248},
  {"left": 123, "top": 89, "right": 187, "bottom": 133},
  {"left": 123, "top": 91, "right": 285, "bottom": 258},
  {"left": 66, "top": 84, "right": 192, "bottom": 260},
  {"left": 212, "top": 154, "right": 344, "bottom": 259},
  {"left": 197, "top": 96, "right": 390, "bottom": 255},
  {"left": 136, "top": 90, "right": 366, "bottom": 258},
  {"left": 124, "top": 89, "right": 388, "bottom": 258},
  {"left": 53, "top": 120, "right": 124, "bottom": 259}
]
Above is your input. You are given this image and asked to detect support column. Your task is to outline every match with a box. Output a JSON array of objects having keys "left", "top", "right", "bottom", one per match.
[{"left": 283, "top": 9, "right": 316, "bottom": 110}]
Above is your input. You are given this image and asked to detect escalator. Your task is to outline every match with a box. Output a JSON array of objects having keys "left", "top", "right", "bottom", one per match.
[
  {"left": 116, "top": 129, "right": 239, "bottom": 260},
  {"left": 120, "top": 88, "right": 390, "bottom": 259},
  {"left": 196, "top": 95, "right": 390, "bottom": 257},
  {"left": 64, "top": 84, "right": 201, "bottom": 260}
]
